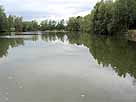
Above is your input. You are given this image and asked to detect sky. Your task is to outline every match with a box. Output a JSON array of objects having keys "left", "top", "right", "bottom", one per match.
[{"left": 0, "top": 0, "right": 99, "bottom": 21}]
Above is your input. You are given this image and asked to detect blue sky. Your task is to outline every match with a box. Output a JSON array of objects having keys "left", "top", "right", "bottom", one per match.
[{"left": 0, "top": 0, "right": 99, "bottom": 21}]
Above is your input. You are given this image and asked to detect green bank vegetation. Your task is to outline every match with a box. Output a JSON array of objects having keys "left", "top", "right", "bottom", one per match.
[
  {"left": 0, "top": 6, "right": 65, "bottom": 32},
  {"left": 67, "top": 0, "right": 136, "bottom": 35},
  {"left": 1, "top": 0, "right": 136, "bottom": 35}
]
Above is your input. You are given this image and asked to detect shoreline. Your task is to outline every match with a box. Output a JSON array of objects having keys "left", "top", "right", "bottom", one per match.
[{"left": 0, "top": 31, "right": 68, "bottom": 35}]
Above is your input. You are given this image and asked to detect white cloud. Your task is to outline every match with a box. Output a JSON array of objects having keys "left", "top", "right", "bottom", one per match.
[{"left": 0, "top": 0, "right": 99, "bottom": 21}]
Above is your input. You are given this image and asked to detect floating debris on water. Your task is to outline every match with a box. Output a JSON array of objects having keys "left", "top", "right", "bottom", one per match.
[
  {"left": 19, "top": 86, "right": 23, "bottom": 89},
  {"left": 80, "top": 93, "right": 86, "bottom": 97}
]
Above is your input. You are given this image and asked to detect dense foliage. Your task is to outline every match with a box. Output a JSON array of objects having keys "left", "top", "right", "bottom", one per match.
[
  {"left": 0, "top": 6, "right": 66, "bottom": 32},
  {"left": 1, "top": 0, "right": 136, "bottom": 35},
  {"left": 67, "top": 0, "right": 136, "bottom": 35},
  {"left": 40, "top": 19, "right": 65, "bottom": 31},
  {"left": 67, "top": 15, "right": 93, "bottom": 32},
  {"left": 0, "top": 6, "right": 7, "bottom": 32}
]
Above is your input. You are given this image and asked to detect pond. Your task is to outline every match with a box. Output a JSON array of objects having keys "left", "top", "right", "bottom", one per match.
[{"left": 0, "top": 32, "right": 136, "bottom": 102}]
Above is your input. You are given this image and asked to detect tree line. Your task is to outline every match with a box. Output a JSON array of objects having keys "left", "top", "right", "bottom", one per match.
[
  {"left": 67, "top": 0, "right": 136, "bottom": 35},
  {"left": 0, "top": 6, "right": 65, "bottom": 32},
  {"left": 1, "top": 0, "right": 136, "bottom": 35}
]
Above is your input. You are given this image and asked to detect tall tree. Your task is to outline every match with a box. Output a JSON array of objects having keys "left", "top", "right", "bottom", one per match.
[
  {"left": 91, "top": 0, "right": 114, "bottom": 34},
  {"left": 7, "top": 15, "right": 15, "bottom": 31},
  {"left": 56, "top": 19, "right": 65, "bottom": 30},
  {"left": 14, "top": 16, "right": 23, "bottom": 32},
  {"left": 0, "top": 6, "right": 7, "bottom": 32}
]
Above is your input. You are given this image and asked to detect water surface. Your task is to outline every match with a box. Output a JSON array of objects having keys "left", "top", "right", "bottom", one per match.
[{"left": 0, "top": 32, "right": 136, "bottom": 102}]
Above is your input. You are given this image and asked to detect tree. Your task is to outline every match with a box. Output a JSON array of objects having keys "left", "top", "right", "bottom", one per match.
[
  {"left": 126, "top": 0, "right": 136, "bottom": 29},
  {"left": 112, "top": 0, "right": 128, "bottom": 33},
  {"left": 56, "top": 19, "right": 65, "bottom": 30},
  {"left": 80, "top": 14, "right": 93, "bottom": 32},
  {"left": 40, "top": 20, "right": 48, "bottom": 31},
  {"left": 67, "top": 16, "right": 81, "bottom": 31},
  {"left": 31, "top": 20, "right": 39, "bottom": 31},
  {"left": 0, "top": 6, "right": 8, "bottom": 32},
  {"left": 7, "top": 15, "right": 15, "bottom": 31},
  {"left": 91, "top": 0, "right": 114, "bottom": 34},
  {"left": 14, "top": 16, "right": 23, "bottom": 32}
]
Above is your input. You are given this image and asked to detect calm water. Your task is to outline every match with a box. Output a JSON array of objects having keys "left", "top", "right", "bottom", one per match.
[{"left": 0, "top": 32, "right": 136, "bottom": 102}]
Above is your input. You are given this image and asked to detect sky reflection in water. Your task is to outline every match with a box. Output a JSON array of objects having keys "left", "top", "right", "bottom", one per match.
[{"left": 0, "top": 32, "right": 136, "bottom": 102}]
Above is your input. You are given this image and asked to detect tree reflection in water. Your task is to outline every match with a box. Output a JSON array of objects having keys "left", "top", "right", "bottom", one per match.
[{"left": 1, "top": 32, "right": 136, "bottom": 80}]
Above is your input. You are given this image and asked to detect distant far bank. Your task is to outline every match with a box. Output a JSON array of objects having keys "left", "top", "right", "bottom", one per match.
[{"left": 0, "top": 30, "right": 68, "bottom": 35}]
